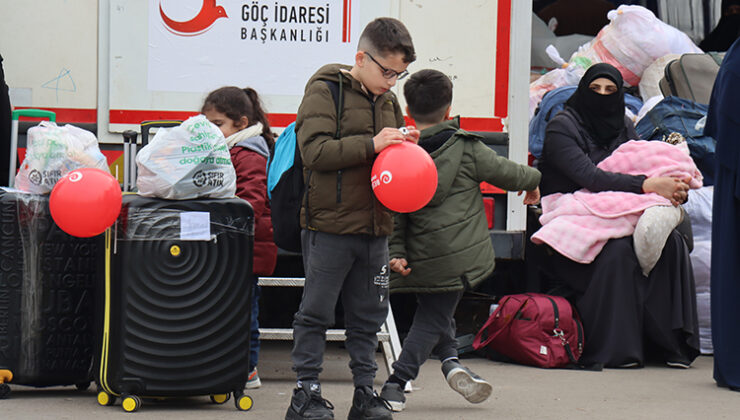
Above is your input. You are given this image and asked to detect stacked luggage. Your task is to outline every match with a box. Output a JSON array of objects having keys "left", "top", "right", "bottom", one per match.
[
  {"left": 2, "top": 116, "right": 257, "bottom": 413},
  {"left": 93, "top": 120, "right": 256, "bottom": 412}
]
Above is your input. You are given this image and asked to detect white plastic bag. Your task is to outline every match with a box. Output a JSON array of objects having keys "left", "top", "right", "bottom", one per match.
[
  {"left": 529, "top": 65, "right": 585, "bottom": 119},
  {"left": 136, "top": 114, "right": 236, "bottom": 199},
  {"left": 577, "top": 6, "right": 701, "bottom": 87},
  {"left": 529, "top": 5, "right": 701, "bottom": 119},
  {"left": 15, "top": 121, "right": 110, "bottom": 194}
]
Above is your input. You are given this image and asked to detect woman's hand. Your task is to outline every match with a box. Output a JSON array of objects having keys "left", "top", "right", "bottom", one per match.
[{"left": 642, "top": 176, "right": 690, "bottom": 206}]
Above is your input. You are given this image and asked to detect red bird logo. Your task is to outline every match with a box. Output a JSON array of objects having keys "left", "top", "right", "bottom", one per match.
[{"left": 160, "top": 0, "right": 228, "bottom": 36}]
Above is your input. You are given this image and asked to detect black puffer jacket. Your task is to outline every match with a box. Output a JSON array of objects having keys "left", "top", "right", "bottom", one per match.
[{"left": 539, "top": 107, "right": 646, "bottom": 196}]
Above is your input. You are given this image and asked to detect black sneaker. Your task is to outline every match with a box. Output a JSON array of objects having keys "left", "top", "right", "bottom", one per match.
[
  {"left": 441, "top": 359, "right": 492, "bottom": 404},
  {"left": 379, "top": 382, "right": 405, "bottom": 412},
  {"left": 666, "top": 359, "right": 692, "bottom": 369},
  {"left": 285, "top": 382, "right": 335, "bottom": 420},
  {"left": 347, "top": 386, "right": 393, "bottom": 420}
]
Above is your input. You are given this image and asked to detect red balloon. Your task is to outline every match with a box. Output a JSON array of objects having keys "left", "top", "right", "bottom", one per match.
[
  {"left": 371, "top": 141, "right": 438, "bottom": 213},
  {"left": 50, "top": 168, "right": 122, "bottom": 237}
]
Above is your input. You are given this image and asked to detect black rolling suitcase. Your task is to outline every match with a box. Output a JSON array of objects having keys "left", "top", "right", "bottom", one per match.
[
  {"left": 0, "top": 188, "right": 102, "bottom": 398},
  {"left": 94, "top": 194, "right": 255, "bottom": 412}
]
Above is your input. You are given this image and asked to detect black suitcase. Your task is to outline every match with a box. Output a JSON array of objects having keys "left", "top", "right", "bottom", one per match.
[
  {"left": 0, "top": 188, "right": 102, "bottom": 398},
  {"left": 94, "top": 194, "right": 255, "bottom": 412}
]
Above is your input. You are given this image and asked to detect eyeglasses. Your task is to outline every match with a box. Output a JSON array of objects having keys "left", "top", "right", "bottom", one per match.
[{"left": 365, "top": 52, "right": 409, "bottom": 80}]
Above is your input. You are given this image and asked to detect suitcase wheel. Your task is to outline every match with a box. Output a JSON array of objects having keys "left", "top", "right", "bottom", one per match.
[
  {"left": 0, "top": 369, "right": 11, "bottom": 399},
  {"left": 121, "top": 395, "right": 142, "bottom": 413},
  {"left": 235, "top": 394, "right": 253, "bottom": 411},
  {"left": 0, "top": 383, "right": 10, "bottom": 399},
  {"left": 76, "top": 382, "right": 91, "bottom": 391},
  {"left": 210, "top": 393, "right": 231, "bottom": 404},
  {"left": 97, "top": 391, "right": 116, "bottom": 406}
]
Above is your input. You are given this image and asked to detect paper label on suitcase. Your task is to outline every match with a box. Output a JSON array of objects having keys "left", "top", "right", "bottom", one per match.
[{"left": 180, "top": 211, "right": 211, "bottom": 240}]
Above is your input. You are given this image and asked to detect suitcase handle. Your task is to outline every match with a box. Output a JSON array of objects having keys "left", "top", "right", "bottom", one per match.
[
  {"left": 12, "top": 109, "right": 56, "bottom": 122},
  {"left": 140, "top": 120, "right": 181, "bottom": 146},
  {"left": 122, "top": 130, "right": 138, "bottom": 192},
  {"left": 123, "top": 121, "right": 181, "bottom": 192},
  {"left": 8, "top": 109, "right": 57, "bottom": 188}
]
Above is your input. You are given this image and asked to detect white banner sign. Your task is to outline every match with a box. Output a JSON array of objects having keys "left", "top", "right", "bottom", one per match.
[{"left": 148, "top": 0, "right": 361, "bottom": 95}]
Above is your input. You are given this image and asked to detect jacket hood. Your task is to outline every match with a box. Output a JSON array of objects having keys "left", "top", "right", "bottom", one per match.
[
  {"left": 235, "top": 135, "right": 270, "bottom": 159},
  {"left": 421, "top": 117, "right": 482, "bottom": 207}
]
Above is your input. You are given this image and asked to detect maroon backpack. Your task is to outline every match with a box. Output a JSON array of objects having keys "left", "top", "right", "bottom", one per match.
[{"left": 473, "top": 293, "right": 584, "bottom": 368}]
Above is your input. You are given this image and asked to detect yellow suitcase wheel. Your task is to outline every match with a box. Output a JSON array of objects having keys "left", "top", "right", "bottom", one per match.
[
  {"left": 97, "top": 391, "right": 116, "bottom": 406},
  {"left": 210, "top": 393, "right": 230, "bottom": 404},
  {"left": 235, "top": 394, "right": 253, "bottom": 411},
  {"left": 0, "top": 369, "right": 12, "bottom": 383},
  {"left": 121, "top": 395, "right": 142, "bottom": 413}
]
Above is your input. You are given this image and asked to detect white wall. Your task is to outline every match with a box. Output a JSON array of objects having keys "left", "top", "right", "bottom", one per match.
[{"left": 0, "top": 0, "right": 98, "bottom": 110}]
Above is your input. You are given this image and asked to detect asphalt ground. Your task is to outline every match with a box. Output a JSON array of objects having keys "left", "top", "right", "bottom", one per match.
[{"left": 4, "top": 341, "right": 740, "bottom": 420}]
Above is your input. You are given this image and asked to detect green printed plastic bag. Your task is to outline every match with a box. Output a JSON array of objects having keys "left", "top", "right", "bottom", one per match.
[
  {"left": 15, "top": 121, "right": 110, "bottom": 194},
  {"left": 136, "top": 115, "right": 237, "bottom": 199}
]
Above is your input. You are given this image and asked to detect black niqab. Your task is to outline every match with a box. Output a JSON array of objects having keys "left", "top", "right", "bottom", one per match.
[
  {"left": 700, "top": 13, "right": 740, "bottom": 52},
  {"left": 565, "top": 63, "right": 626, "bottom": 146}
]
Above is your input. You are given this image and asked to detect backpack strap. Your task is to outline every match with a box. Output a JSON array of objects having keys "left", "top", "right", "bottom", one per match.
[
  {"left": 324, "top": 78, "right": 343, "bottom": 138},
  {"left": 324, "top": 76, "right": 344, "bottom": 204}
]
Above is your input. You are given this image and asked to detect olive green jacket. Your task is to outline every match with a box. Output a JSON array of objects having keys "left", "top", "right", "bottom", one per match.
[
  {"left": 295, "top": 64, "right": 405, "bottom": 236},
  {"left": 389, "top": 119, "right": 541, "bottom": 293}
]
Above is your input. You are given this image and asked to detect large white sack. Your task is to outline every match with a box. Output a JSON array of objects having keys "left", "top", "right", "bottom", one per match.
[{"left": 529, "top": 5, "right": 701, "bottom": 118}]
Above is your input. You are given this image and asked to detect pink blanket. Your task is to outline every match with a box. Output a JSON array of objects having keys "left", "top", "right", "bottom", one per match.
[{"left": 531, "top": 140, "right": 702, "bottom": 264}]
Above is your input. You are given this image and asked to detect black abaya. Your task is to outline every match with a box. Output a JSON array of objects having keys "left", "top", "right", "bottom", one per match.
[
  {"left": 546, "top": 232, "right": 699, "bottom": 367},
  {"left": 705, "top": 38, "right": 740, "bottom": 390}
]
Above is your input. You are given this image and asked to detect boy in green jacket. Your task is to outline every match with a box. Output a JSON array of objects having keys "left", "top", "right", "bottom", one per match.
[
  {"left": 379, "top": 69, "right": 541, "bottom": 411},
  {"left": 286, "top": 17, "right": 418, "bottom": 420}
]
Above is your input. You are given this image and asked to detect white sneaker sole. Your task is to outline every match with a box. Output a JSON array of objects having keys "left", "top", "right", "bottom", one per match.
[
  {"left": 666, "top": 361, "right": 691, "bottom": 369},
  {"left": 446, "top": 367, "right": 492, "bottom": 404},
  {"left": 245, "top": 378, "right": 262, "bottom": 389},
  {"left": 386, "top": 399, "right": 405, "bottom": 412}
]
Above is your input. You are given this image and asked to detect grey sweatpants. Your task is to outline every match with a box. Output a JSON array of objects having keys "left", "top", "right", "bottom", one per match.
[
  {"left": 391, "top": 290, "right": 464, "bottom": 382},
  {"left": 291, "top": 230, "right": 390, "bottom": 388}
]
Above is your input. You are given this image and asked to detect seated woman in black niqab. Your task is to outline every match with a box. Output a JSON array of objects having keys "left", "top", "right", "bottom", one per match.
[
  {"left": 700, "top": 0, "right": 740, "bottom": 52},
  {"left": 535, "top": 63, "right": 701, "bottom": 368}
]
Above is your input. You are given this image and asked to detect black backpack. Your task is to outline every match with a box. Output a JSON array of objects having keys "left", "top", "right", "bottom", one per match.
[{"left": 268, "top": 79, "right": 342, "bottom": 252}]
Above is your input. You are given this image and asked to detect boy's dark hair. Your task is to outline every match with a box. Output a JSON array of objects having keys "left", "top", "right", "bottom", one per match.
[
  {"left": 201, "top": 86, "right": 275, "bottom": 146},
  {"left": 403, "top": 69, "right": 453, "bottom": 125},
  {"left": 358, "top": 17, "right": 416, "bottom": 63}
]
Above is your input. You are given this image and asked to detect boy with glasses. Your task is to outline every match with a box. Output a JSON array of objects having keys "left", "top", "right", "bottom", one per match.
[{"left": 285, "top": 17, "right": 417, "bottom": 420}]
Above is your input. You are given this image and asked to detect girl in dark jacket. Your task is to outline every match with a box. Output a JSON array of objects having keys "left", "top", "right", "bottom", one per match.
[
  {"left": 202, "top": 86, "right": 278, "bottom": 388},
  {"left": 537, "top": 63, "right": 700, "bottom": 368}
]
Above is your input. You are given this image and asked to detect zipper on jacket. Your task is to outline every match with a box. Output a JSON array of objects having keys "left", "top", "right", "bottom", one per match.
[
  {"left": 369, "top": 96, "right": 377, "bottom": 234},
  {"left": 304, "top": 169, "right": 312, "bottom": 229}
]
